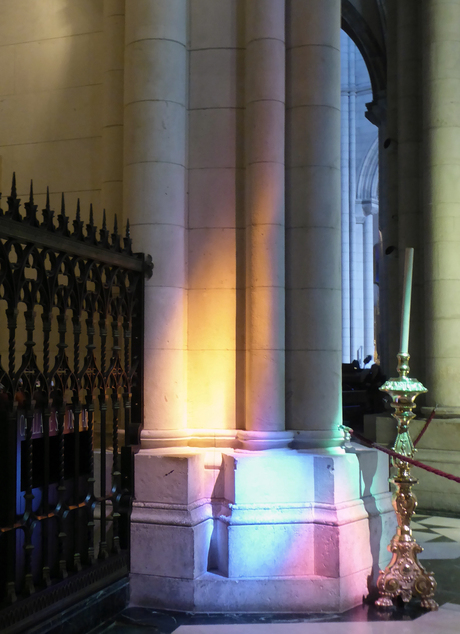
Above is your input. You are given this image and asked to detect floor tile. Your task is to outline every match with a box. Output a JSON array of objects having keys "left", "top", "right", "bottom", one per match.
[
  {"left": 411, "top": 530, "right": 440, "bottom": 543},
  {"left": 173, "top": 610, "right": 459, "bottom": 633},
  {"left": 415, "top": 605, "right": 460, "bottom": 632},
  {"left": 418, "top": 542, "right": 460, "bottom": 559},
  {"left": 429, "top": 527, "right": 460, "bottom": 542},
  {"left": 420, "top": 556, "right": 460, "bottom": 601},
  {"left": 418, "top": 517, "right": 460, "bottom": 529}
]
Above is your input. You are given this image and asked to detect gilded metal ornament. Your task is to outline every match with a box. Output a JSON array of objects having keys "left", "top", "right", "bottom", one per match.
[{"left": 375, "top": 352, "right": 438, "bottom": 610}]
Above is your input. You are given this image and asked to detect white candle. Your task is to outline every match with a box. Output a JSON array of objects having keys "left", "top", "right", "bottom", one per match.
[{"left": 400, "top": 247, "right": 414, "bottom": 355}]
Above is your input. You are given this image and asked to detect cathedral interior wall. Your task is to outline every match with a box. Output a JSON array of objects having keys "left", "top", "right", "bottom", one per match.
[{"left": 0, "top": 0, "right": 104, "bottom": 223}]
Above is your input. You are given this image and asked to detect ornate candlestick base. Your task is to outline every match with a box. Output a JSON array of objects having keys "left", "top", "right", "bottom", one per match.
[{"left": 375, "top": 353, "right": 438, "bottom": 610}]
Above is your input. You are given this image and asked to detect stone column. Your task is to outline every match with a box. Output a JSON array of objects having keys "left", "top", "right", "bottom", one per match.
[
  {"left": 242, "top": 0, "right": 290, "bottom": 449},
  {"left": 363, "top": 207, "right": 377, "bottom": 363},
  {"left": 286, "top": 0, "right": 343, "bottom": 447},
  {"left": 423, "top": 0, "right": 460, "bottom": 409},
  {"left": 123, "top": 0, "right": 187, "bottom": 440},
  {"left": 341, "top": 34, "right": 351, "bottom": 363},
  {"left": 348, "top": 43, "right": 360, "bottom": 362},
  {"left": 354, "top": 214, "right": 365, "bottom": 363},
  {"left": 101, "top": 0, "right": 124, "bottom": 223}
]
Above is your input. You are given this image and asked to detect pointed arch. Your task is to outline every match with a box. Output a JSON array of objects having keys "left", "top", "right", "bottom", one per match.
[
  {"left": 357, "top": 137, "right": 379, "bottom": 208},
  {"left": 341, "top": 0, "right": 386, "bottom": 101}
]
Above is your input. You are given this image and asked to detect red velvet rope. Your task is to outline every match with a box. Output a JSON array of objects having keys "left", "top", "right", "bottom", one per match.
[
  {"left": 349, "top": 428, "right": 460, "bottom": 485},
  {"left": 413, "top": 407, "right": 437, "bottom": 446}
]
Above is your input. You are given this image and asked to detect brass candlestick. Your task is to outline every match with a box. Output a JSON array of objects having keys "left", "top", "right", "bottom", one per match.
[{"left": 375, "top": 352, "right": 438, "bottom": 610}]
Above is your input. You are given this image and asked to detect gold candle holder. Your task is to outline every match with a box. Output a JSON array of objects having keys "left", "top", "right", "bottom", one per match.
[{"left": 375, "top": 352, "right": 438, "bottom": 610}]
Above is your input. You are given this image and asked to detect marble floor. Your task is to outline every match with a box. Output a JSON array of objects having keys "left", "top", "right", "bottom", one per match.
[{"left": 95, "top": 514, "right": 460, "bottom": 634}]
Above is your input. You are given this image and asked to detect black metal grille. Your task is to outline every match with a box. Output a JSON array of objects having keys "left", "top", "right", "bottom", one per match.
[{"left": 0, "top": 175, "right": 151, "bottom": 631}]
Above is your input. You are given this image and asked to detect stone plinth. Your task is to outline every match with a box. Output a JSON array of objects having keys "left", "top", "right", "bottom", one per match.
[
  {"left": 130, "top": 445, "right": 394, "bottom": 613},
  {"left": 365, "top": 414, "right": 460, "bottom": 513}
]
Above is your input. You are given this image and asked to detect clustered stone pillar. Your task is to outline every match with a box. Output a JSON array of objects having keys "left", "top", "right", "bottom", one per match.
[
  {"left": 423, "top": 0, "right": 460, "bottom": 410},
  {"left": 286, "top": 0, "right": 343, "bottom": 447},
  {"left": 128, "top": 0, "right": 396, "bottom": 612},
  {"left": 101, "top": 0, "right": 124, "bottom": 223},
  {"left": 123, "top": 0, "right": 187, "bottom": 441},
  {"left": 243, "top": 0, "right": 289, "bottom": 448}
]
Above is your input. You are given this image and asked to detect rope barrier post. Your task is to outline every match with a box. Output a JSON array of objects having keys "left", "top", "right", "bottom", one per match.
[{"left": 374, "top": 351, "right": 438, "bottom": 610}]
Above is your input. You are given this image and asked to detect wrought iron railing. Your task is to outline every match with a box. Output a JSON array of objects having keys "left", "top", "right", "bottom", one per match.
[{"left": 0, "top": 175, "right": 152, "bottom": 632}]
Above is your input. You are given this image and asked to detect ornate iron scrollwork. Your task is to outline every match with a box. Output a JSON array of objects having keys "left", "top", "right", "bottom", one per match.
[{"left": 0, "top": 175, "right": 151, "bottom": 626}]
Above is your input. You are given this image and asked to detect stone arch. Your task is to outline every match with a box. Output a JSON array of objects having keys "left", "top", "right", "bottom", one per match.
[
  {"left": 341, "top": 0, "right": 386, "bottom": 101},
  {"left": 357, "top": 137, "right": 379, "bottom": 209}
]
